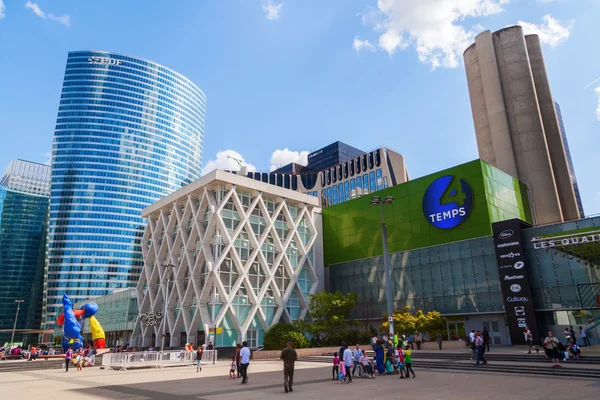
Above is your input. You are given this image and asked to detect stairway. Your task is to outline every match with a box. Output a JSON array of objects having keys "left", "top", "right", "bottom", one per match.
[{"left": 298, "top": 352, "right": 600, "bottom": 379}]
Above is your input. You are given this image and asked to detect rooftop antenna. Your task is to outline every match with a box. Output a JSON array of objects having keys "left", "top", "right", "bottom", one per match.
[{"left": 227, "top": 155, "right": 248, "bottom": 175}]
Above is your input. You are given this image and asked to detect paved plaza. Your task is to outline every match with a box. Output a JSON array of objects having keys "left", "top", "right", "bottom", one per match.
[{"left": 1, "top": 360, "right": 599, "bottom": 400}]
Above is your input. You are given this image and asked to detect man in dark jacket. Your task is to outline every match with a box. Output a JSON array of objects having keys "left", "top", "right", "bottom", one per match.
[
  {"left": 281, "top": 341, "right": 298, "bottom": 393},
  {"left": 482, "top": 327, "right": 490, "bottom": 353}
]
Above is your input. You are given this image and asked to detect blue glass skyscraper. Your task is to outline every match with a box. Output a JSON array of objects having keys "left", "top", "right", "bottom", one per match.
[
  {"left": 0, "top": 160, "right": 50, "bottom": 343},
  {"left": 42, "top": 51, "right": 205, "bottom": 328}
]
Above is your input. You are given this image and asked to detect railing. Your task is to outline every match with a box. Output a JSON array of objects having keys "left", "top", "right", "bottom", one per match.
[{"left": 101, "top": 350, "right": 217, "bottom": 370}]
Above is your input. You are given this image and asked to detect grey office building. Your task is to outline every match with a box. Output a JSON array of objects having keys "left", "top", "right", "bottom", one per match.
[{"left": 463, "top": 26, "right": 580, "bottom": 225}]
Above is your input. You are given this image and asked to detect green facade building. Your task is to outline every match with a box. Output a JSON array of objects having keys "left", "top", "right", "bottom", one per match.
[{"left": 324, "top": 159, "right": 531, "bottom": 266}]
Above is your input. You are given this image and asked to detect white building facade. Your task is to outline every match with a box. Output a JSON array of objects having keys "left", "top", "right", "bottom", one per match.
[{"left": 132, "top": 170, "right": 323, "bottom": 348}]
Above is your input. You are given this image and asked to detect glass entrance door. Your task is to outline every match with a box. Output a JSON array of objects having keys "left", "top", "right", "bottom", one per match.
[{"left": 482, "top": 320, "right": 502, "bottom": 345}]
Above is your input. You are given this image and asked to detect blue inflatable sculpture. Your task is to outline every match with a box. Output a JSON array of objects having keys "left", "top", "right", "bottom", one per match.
[{"left": 60, "top": 294, "right": 84, "bottom": 352}]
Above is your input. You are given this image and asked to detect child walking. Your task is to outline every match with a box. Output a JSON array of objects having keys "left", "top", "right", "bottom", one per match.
[
  {"left": 332, "top": 352, "right": 340, "bottom": 380},
  {"left": 229, "top": 357, "right": 237, "bottom": 379},
  {"left": 338, "top": 362, "right": 346, "bottom": 383},
  {"left": 397, "top": 345, "right": 405, "bottom": 379},
  {"left": 404, "top": 345, "right": 415, "bottom": 378}
]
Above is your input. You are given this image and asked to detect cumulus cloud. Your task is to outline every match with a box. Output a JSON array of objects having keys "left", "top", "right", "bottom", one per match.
[
  {"left": 596, "top": 86, "right": 600, "bottom": 121},
  {"left": 353, "top": 36, "right": 376, "bottom": 52},
  {"left": 269, "top": 148, "right": 309, "bottom": 172},
  {"left": 518, "top": 14, "right": 573, "bottom": 47},
  {"left": 355, "top": 0, "right": 509, "bottom": 69},
  {"left": 0, "top": 1, "right": 6, "bottom": 20},
  {"left": 201, "top": 150, "right": 257, "bottom": 176},
  {"left": 25, "top": 1, "right": 70, "bottom": 27},
  {"left": 262, "top": 0, "right": 283, "bottom": 21}
]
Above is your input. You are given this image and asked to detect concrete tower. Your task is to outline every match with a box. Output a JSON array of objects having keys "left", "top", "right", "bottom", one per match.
[{"left": 464, "top": 26, "right": 580, "bottom": 225}]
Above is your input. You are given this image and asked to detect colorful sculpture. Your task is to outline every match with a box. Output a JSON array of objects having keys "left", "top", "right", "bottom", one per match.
[{"left": 57, "top": 294, "right": 106, "bottom": 352}]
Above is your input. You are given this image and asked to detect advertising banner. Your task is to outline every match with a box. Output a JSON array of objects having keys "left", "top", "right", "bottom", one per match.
[{"left": 492, "top": 219, "right": 538, "bottom": 345}]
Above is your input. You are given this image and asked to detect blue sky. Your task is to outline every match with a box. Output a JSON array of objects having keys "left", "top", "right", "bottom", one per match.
[{"left": 0, "top": 0, "right": 598, "bottom": 213}]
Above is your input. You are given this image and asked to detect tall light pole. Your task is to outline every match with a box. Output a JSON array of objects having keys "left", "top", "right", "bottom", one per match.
[
  {"left": 370, "top": 196, "right": 395, "bottom": 338},
  {"left": 11, "top": 300, "right": 25, "bottom": 344},
  {"left": 160, "top": 264, "right": 175, "bottom": 353}
]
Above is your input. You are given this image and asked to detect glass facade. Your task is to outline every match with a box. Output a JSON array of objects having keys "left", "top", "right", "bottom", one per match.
[
  {"left": 329, "top": 215, "right": 600, "bottom": 344},
  {"left": 0, "top": 160, "right": 50, "bottom": 343},
  {"left": 306, "top": 141, "right": 364, "bottom": 172},
  {"left": 43, "top": 51, "right": 205, "bottom": 327}
]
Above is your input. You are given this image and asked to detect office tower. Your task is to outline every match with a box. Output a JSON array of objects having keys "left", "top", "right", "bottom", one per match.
[
  {"left": 42, "top": 51, "right": 206, "bottom": 329},
  {"left": 463, "top": 26, "right": 580, "bottom": 225},
  {"left": 555, "top": 102, "right": 584, "bottom": 217},
  {"left": 0, "top": 160, "right": 50, "bottom": 343},
  {"left": 247, "top": 142, "right": 409, "bottom": 208}
]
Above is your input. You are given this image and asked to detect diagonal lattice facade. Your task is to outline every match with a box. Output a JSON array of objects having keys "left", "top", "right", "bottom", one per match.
[{"left": 132, "top": 170, "right": 323, "bottom": 348}]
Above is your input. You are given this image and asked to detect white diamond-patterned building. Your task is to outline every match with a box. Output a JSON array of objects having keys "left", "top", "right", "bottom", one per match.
[{"left": 132, "top": 170, "right": 323, "bottom": 348}]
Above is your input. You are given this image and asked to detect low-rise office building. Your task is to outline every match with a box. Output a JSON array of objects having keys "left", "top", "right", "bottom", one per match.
[{"left": 131, "top": 170, "right": 323, "bottom": 348}]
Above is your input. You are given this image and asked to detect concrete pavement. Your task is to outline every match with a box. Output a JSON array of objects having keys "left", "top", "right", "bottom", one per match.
[{"left": 3, "top": 360, "right": 600, "bottom": 400}]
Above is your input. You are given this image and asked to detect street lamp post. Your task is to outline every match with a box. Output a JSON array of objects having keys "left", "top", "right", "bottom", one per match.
[
  {"left": 11, "top": 300, "right": 25, "bottom": 344},
  {"left": 370, "top": 196, "right": 395, "bottom": 338},
  {"left": 210, "top": 287, "right": 219, "bottom": 365},
  {"left": 160, "top": 264, "right": 175, "bottom": 354}
]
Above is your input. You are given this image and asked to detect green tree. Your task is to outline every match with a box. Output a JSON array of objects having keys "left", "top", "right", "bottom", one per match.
[
  {"left": 380, "top": 307, "right": 444, "bottom": 335},
  {"left": 264, "top": 322, "right": 309, "bottom": 350},
  {"left": 306, "top": 290, "right": 358, "bottom": 337}
]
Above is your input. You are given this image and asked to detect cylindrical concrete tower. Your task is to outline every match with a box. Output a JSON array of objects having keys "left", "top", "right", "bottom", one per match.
[
  {"left": 525, "top": 35, "right": 580, "bottom": 221},
  {"left": 463, "top": 26, "right": 577, "bottom": 226}
]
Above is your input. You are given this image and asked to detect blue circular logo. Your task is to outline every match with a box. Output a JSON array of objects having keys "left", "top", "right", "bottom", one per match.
[{"left": 423, "top": 175, "right": 473, "bottom": 229}]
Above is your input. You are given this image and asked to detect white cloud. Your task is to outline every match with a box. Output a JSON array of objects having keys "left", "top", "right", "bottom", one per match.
[
  {"left": 262, "top": 0, "right": 283, "bottom": 21},
  {"left": 595, "top": 86, "right": 600, "bottom": 121},
  {"left": 353, "top": 36, "right": 376, "bottom": 52},
  {"left": 0, "top": 1, "right": 6, "bottom": 20},
  {"left": 42, "top": 151, "right": 52, "bottom": 166},
  {"left": 355, "top": 0, "right": 509, "bottom": 69},
  {"left": 269, "top": 148, "right": 309, "bottom": 172},
  {"left": 25, "top": 1, "right": 70, "bottom": 27},
  {"left": 48, "top": 12, "right": 70, "bottom": 27},
  {"left": 201, "top": 150, "right": 257, "bottom": 176},
  {"left": 518, "top": 14, "right": 572, "bottom": 47}
]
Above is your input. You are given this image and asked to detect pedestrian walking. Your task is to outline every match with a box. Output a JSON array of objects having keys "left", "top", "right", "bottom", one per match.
[
  {"left": 352, "top": 344, "right": 361, "bottom": 376},
  {"left": 196, "top": 346, "right": 203, "bottom": 372},
  {"left": 544, "top": 331, "right": 561, "bottom": 368},
  {"left": 65, "top": 348, "right": 72, "bottom": 372},
  {"left": 280, "top": 341, "right": 297, "bottom": 393},
  {"left": 569, "top": 326, "right": 576, "bottom": 344},
  {"left": 469, "top": 330, "right": 475, "bottom": 345},
  {"left": 342, "top": 344, "right": 353, "bottom": 383},
  {"left": 235, "top": 344, "right": 242, "bottom": 378},
  {"left": 239, "top": 341, "right": 251, "bottom": 384},
  {"left": 436, "top": 333, "right": 443, "bottom": 350},
  {"left": 332, "top": 352, "right": 340, "bottom": 380},
  {"left": 482, "top": 327, "right": 490, "bottom": 352},
  {"left": 404, "top": 345, "right": 415, "bottom": 378},
  {"left": 229, "top": 357, "right": 237, "bottom": 379},
  {"left": 580, "top": 326, "right": 591, "bottom": 347},
  {"left": 415, "top": 333, "right": 422, "bottom": 350},
  {"left": 524, "top": 327, "right": 539, "bottom": 354},
  {"left": 475, "top": 331, "right": 487, "bottom": 366}
]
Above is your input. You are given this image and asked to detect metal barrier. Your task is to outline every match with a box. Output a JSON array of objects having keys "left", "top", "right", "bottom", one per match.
[{"left": 101, "top": 350, "right": 218, "bottom": 370}]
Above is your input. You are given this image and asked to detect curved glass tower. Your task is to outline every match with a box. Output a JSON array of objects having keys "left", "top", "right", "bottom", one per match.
[{"left": 42, "top": 51, "right": 205, "bottom": 328}]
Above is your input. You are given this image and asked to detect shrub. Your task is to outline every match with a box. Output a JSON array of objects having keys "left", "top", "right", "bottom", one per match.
[{"left": 264, "top": 322, "right": 309, "bottom": 350}]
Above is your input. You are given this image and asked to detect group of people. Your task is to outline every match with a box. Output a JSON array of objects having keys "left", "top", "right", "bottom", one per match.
[
  {"left": 228, "top": 341, "right": 251, "bottom": 384},
  {"left": 64, "top": 345, "right": 97, "bottom": 372},
  {"left": 1, "top": 344, "right": 60, "bottom": 359},
  {"left": 542, "top": 327, "right": 586, "bottom": 368}
]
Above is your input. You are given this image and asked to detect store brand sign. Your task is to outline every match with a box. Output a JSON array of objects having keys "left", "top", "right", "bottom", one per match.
[
  {"left": 492, "top": 219, "right": 538, "bottom": 346},
  {"left": 532, "top": 232, "right": 600, "bottom": 249},
  {"left": 88, "top": 57, "right": 122, "bottom": 66},
  {"left": 423, "top": 175, "right": 473, "bottom": 229}
]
